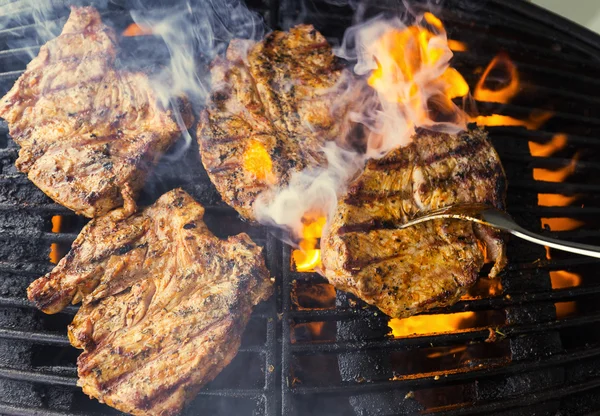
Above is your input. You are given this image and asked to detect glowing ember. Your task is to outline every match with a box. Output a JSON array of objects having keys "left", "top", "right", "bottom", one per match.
[
  {"left": 550, "top": 270, "right": 582, "bottom": 289},
  {"left": 243, "top": 141, "right": 274, "bottom": 182},
  {"left": 473, "top": 53, "right": 519, "bottom": 104},
  {"left": 528, "top": 134, "right": 568, "bottom": 157},
  {"left": 292, "top": 215, "right": 327, "bottom": 272},
  {"left": 389, "top": 311, "right": 476, "bottom": 337},
  {"left": 367, "top": 12, "right": 469, "bottom": 127},
  {"left": 49, "top": 215, "right": 62, "bottom": 264},
  {"left": 427, "top": 345, "right": 466, "bottom": 358},
  {"left": 122, "top": 23, "right": 153, "bottom": 37},
  {"left": 555, "top": 301, "right": 577, "bottom": 319}
]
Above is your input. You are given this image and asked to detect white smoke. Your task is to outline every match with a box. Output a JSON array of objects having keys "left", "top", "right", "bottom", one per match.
[{"left": 255, "top": 10, "right": 468, "bottom": 244}]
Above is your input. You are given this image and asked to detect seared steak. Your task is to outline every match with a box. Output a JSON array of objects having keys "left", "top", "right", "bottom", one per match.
[
  {"left": 321, "top": 128, "right": 507, "bottom": 319},
  {"left": 199, "top": 25, "right": 351, "bottom": 221},
  {"left": 0, "top": 7, "right": 192, "bottom": 218},
  {"left": 29, "top": 189, "right": 272, "bottom": 415}
]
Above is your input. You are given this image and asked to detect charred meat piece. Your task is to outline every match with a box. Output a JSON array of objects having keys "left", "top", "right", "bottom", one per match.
[
  {"left": 29, "top": 189, "right": 273, "bottom": 415},
  {"left": 0, "top": 7, "right": 192, "bottom": 217},
  {"left": 199, "top": 25, "right": 351, "bottom": 220},
  {"left": 321, "top": 128, "right": 507, "bottom": 318}
]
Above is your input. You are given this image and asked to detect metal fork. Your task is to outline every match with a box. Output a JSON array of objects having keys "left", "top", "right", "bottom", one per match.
[{"left": 399, "top": 203, "right": 600, "bottom": 259}]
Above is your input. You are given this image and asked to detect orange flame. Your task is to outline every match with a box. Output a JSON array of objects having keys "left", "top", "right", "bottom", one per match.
[
  {"left": 533, "top": 153, "right": 579, "bottom": 183},
  {"left": 555, "top": 301, "right": 577, "bottom": 319},
  {"left": 367, "top": 12, "right": 469, "bottom": 126},
  {"left": 529, "top": 133, "right": 582, "bottom": 234},
  {"left": 538, "top": 194, "right": 578, "bottom": 207},
  {"left": 389, "top": 311, "right": 476, "bottom": 337},
  {"left": 471, "top": 53, "right": 553, "bottom": 130},
  {"left": 292, "top": 214, "right": 327, "bottom": 272},
  {"left": 243, "top": 141, "right": 275, "bottom": 182},
  {"left": 550, "top": 270, "right": 581, "bottom": 289},
  {"left": 473, "top": 53, "right": 519, "bottom": 104},
  {"left": 122, "top": 23, "right": 153, "bottom": 37},
  {"left": 472, "top": 111, "right": 553, "bottom": 130},
  {"left": 540, "top": 218, "right": 584, "bottom": 231},
  {"left": 49, "top": 215, "right": 62, "bottom": 264},
  {"left": 447, "top": 39, "right": 467, "bottom": 52},
  {"left": 528, "top": 134, "right": 567, "bottom": 157}
]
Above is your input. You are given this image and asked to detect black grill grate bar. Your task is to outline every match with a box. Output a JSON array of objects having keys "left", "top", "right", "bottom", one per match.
[
  {"left": 0, "top": 367, "right": 77, "bottom": 387},
  {"left": 508, "top": 206, "right": 600, "bottom": 215},
  {"left": 456, "top": 52, "right": 600, "bottom": 88},
  {"left": 0, "top": 403, "right": 82, "bottom": 416},
  {"left": 289, "top": 285, "right": 600, "bottom": 321},
  {"left": 0, "top": 230, "right": 78, "bottom": 244},
  {"left": 0, "top": 369, "right": 270, "bottom": 400},
  {"left": 459, "top": 0, "right": 600, "bottom": 61},
  {"left": 0, "top": 296, "right": 78, "bottom": 314},
  {"left": 290, "top": 310, "right": 600, "bottom": 355},
  {"left": 498, "top": 154, "right": 600, "bottom": 170},
  {"left": 0, "top": 261, "right": 53, "bottom": 275},
  {"left": 0, "top": 317, "right": 272, "bottom": 344},
  {"left": 489, "top": 127, "right": 600, "bottom": 145},
  {"left": 431, "top": 378, "right": 600, "bottom": 416},
  {"left": 309, "top": 3, "right": 600, "bottom": 66},
  {"left": 289, "top": 346, "right": 600, "bottom": 398},
  {"left": 0, "top": 327, "right": 70, "bottom": 346},
  {"left": 0, "top": 201, "right": 236, "bottom": 215},
  {"left": 509, "top": 180, "right": 600, "bottom": 194},
  {"left": 0, "top": 231, "right": 267, "bottom": 246},
  {"left": 0, "top": 203, "right": 73, "bottom": 214},
  {"left": 489, "top": 0, "right": 600, "bottom": 59},
  {"left": 477, "top": 102, "right": 600, "bottom": 126}
]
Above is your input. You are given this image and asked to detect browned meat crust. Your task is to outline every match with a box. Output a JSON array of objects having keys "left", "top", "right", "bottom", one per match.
[
  {"left": 321, "top": 128, "right": 507, "bottom": 318},
  {"left": 29, "top": 189, "right": 273, "bottom": 415},
  {"left": 198, "top": 25, "right": 351, "bottom": 220},
  {"left": 0, "top": 7, "right": 193, "bottom": 218}
]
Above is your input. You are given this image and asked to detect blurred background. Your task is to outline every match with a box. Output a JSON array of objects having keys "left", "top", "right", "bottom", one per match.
[{"left": 532, "top": 0, "right": 600, "bottom": 34}]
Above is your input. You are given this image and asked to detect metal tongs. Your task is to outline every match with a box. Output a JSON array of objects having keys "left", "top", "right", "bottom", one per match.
[{"left": 399, "top": 203, "right": 600, "bottom": 259}]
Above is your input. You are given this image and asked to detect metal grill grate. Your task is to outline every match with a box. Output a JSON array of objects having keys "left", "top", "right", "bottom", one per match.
[
  {"left": 277, "top": 0, "right": 600, "bottom": 415},
  {"left": 0, "top": 0, "right": 600, "bottom": 415}
]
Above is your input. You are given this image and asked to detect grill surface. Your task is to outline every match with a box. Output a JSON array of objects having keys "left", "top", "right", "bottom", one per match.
[{"left": 0, "top": 0, "right": 600, "bottom": 415}]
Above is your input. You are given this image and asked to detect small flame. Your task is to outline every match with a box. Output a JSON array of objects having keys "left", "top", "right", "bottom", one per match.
[
  {"left": 292, "top": 214, "right": 327, "bottom": 272},
  {"left": 473, "top": 53, "right": 519, "bottom": 104},
  {"left": 541, "top": 218, "right": 584, "bottom": 231},
  {"left": 529, "top": 133, "right": 582, "bottom": 236},
  {"left": 473, "top": 111, "right": 553, "bottom": 130},
  {"left": 447, "top": 39, "right": 467, "bottom": 52},
  {"left": 533, "top": 153, "right": 579, "bottom": 183},
  {"left": 49, "top": 215, "right": 62, "bottom": 264},
  {"left": 243, "top": 141, "right": 274, "bottom": 182},
  {"left": 550, "top": 270, "right": 582, "bottom": 289},
  {"left": 122, "top": 23, "right": 153, "bottom": 37},
  {"left": 538, "top": 194, "right": 578, "bottom": 207},
  {"left": 366, "top": 12, "right": 468, "bottom": 129},
  {"left": 528, "top": 134, "right": 568, "bottom": 157},
  {"left": 389, "top": 311, "right": 476, "bottom": 337}
]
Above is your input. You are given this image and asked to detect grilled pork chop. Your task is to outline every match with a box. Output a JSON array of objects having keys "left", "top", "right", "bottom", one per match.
[
  {"left": 321, "top": 128, "right": 507, "bottom": 318},
  {"left": 0, "top": 7, "right": 192, "bottom": 218},
  {"left": 199, "top": 25, "right": 351, "bottom": 221},
  {"left": 29, "top": 189, "right": 273, "bottom": 415}
]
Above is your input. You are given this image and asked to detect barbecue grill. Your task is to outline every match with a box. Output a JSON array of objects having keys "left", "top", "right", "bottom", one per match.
[{"left": 1, "top": 0, "right": 600, "bottom": 414}]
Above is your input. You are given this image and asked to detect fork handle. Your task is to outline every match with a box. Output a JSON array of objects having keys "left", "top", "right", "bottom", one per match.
[{"left": 510, "top": 227, "right": 600, "bottom": 259}]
